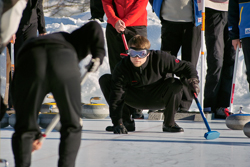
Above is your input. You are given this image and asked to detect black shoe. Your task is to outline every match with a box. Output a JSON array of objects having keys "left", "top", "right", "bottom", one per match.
[
  {"left": 98, "top": 18, "right": 104, "bottom": 22},
  {"left": 106, "top": 120, "right": 135, "bottom": 132},
  {"left": 88, "top": 17, "right": 104, "bottom": 22},
  {"left": 132, "top": 113, "right": 144, "bottom": 119},
  {"left": 163, "top": 122, "right": 184, "bottom": 132},
  {"left": 88, "top": 17, "right": 95, "bottom": 20},
  {"left": 106, "top": 126, "right": 114, "bottom": 131},
  {"left": 214, "top": 107, "right": 233, "bottom": 119},
  {"left": 123, "top": 120, "right": 135, "bottom": 131}
]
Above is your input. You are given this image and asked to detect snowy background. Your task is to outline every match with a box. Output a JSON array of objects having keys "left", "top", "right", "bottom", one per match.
[{"left": 0, "top": 3, "right": 249, "bottom": 113}]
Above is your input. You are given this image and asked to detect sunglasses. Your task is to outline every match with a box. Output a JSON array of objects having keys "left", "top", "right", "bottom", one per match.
[{"left": 128, "top": 48, "right": 149, "bottom": 58}]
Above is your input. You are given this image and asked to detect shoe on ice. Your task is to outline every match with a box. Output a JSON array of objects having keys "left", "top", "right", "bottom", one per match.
[
  {"left": 215, "top": 107, "right": 233, "bottom": 119},
  {"left": 163, "top": 122, "right": 184, "bottom": 132},
  {"left": 106, "top": 120, "right": 135, "bottom": 132}
]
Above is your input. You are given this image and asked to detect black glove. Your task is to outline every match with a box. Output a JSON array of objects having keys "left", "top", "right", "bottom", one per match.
[
  {"left": 114, "top": 124, "right": 128, "bottom": 134},
  {"left": 85, "top": 58, "right": 100, "bottom": 72},
  {"left": 187, "top": 78, "right": 200, "bottom": 95}
]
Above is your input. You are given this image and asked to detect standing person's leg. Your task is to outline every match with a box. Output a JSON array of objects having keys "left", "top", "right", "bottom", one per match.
[
  {"left": 242, "top": 37, "right": 250, "bottom": 90},
  {"left": 48, "top": 47, "right": 82, "bottom": 167},
  {"left": 106, "top": 24, "right": 125, "bottom": 73},
  {"left": 161, "top": 20, "right": 182, "bottom": 56},
  {"left": 204, "top": 8, "right": 225, "bottom": 113},
  {"left": 181, "top": 23, "right": 201, "bottom": 67},
  {"left": 90, "top": 0, "right": 104, "bottom": 21},
  {"left": 180, "top": 23, "right": 201, "bottom": 111},
  {"left": 216, "top": 20, "right": 235, "bottom": 109},
  {"left": 11, "top": 45, "right": 48, "bottom": 167}
]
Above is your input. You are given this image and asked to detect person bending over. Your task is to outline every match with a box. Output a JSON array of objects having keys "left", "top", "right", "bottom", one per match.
[{"left": 11, "top": 21, "right": 105, "bottom": 167}]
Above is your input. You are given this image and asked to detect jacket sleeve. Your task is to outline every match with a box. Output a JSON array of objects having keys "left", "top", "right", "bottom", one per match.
[
  {"left": 122, "top": 0, "right": 148, "bottom": 27},
  {"left": 36, "top": 0, "right": 46, "bottom": 34},
  {"left": 228, "top": 0, "right": 239, "bottom": 40},
  {"left": 102, "top": 0, "right": 120, "bottom": 27}
]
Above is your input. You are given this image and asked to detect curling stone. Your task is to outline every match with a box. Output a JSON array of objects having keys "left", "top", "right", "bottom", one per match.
[
  {"left": 226, "top": 112, "right": 250, "bottom": 130},
  {"left": 8, "top": 114, "right": 40, "bottom": 128},
  {"left": 39, "top": 112, "right": 83, "bottom": 131},
  {"left": 81, "top": 97, "right": 109, "bottom": 119},
  {"left": 39, "top": 112, "right": 61, "bottom": 131},
  {"left": 243, "top": 122, "right": 250, "bottom": 138},
  {"left": 40, "top": 102, "right": 59, "bottom": 113},
  {"left": 0, "top": 113, "right": 9, "bottom": 128}
]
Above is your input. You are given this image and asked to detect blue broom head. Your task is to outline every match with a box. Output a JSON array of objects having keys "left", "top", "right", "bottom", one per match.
[{"left": 204, "top": 131, "right": 220, "bottom": 140}]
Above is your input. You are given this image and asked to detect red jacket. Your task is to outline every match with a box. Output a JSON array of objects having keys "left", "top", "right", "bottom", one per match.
[{"left": 102, "top": 0, "right": 148, "bottom": 27}]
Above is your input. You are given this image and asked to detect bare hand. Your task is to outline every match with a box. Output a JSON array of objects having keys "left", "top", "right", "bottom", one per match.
[
  {"left": 39, "top": 33, "right": 47, "bottom": 36},
  {"left": 32, "top": 139, "right": 42, "bottom": 152},
  {"left": 232, "top": 39, "right": 241, "bottom": 50},
  {"left": 10, "top": 34, "right": 16, "bottom": 44},
  {"left": 115, "top": 20, "right": 126, "bottom": 33}
]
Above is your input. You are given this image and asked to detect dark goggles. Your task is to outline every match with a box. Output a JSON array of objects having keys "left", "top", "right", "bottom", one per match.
[{"left": 128, "top": 47, "right": 149, "bottom": 58}]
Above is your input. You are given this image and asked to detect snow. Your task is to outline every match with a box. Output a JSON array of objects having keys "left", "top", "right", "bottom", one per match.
[{"left": 0, "top": 3, "right": 249, "bottom": 113}]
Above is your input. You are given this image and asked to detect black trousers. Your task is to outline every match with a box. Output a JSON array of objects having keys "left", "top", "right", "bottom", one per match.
[
  {"left": 161, "top": 20, "right": 201, "bottom": 111},
  {"left": 14, "top": 23, "right": 38, "bottom": 63},
  {"left": 106, "top": 23, "right": 147, "bottom": 73},
  {"left": 204, "top": 8, "right": 235, "bottom": 112},
  {"left": 99, "top": 74, "right": 183, "bottom": 126},
  {"left": 11, "top": 44, "right": 82, "bottom": 167},
  {"left": 90, "top": 0, "right": 104, "bottom": 18},
  {"left": 242, "top": 37, "right": 250, "bottom": 90}
]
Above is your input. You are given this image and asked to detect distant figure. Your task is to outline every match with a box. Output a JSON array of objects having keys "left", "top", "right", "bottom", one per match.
[
  {"left": 14, "top": 0, "right": 46, "bottom": 63},
  {"left": 99, "top": 35, "right": 200, "bottom": 133},
  {"left": 89, "top": 0, "right": 105, "bottom": 22},
  {"left": 11, "top": 21, "right": 105, "bottom": 167},
  {"left": 203, "top": 0, "right": 235, "bottom": 119}
]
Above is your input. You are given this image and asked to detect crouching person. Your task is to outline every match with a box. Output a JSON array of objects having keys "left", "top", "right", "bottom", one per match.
[
  {"left": 11, "top": 21, "right": 105, "bottom": 167},
  {"left": 99, "top": 35, "right": 199, "bottom": 134}
]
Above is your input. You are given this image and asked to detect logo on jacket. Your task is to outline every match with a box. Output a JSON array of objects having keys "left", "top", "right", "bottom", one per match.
[
  {"left": 175, "top": 59, "right": 180, "bottom": 63},
  {"left": 245, "top": 28, "right": 250, "bottom": 34}
]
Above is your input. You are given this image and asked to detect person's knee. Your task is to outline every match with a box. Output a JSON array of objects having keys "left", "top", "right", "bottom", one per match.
[{"left": 99, "top": 74, "right": 112, "bottom": 87}]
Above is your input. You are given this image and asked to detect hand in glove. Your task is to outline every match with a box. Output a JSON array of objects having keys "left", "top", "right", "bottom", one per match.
[
  {"left": 114, "top": 124, "right": 128, "bottom": 134},
  {"left": 187, "top": 78, "right": 200, "bottom": 95},
  {"left": 85, "top": 58, "right": 100, "bottom": 72}
]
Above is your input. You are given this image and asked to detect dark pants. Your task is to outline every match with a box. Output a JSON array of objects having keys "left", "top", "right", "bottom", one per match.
[
  {"left": 14, "top": 23, "right": 38, "bottom": 63},
  {"left": 242, "top": 37, "right": 250, "bottom": 90},
  {"left": 204, "top": 8, "right": 235, "bottom": 112},
  {"left": 99, "top": 74, "right": 183, "bottom": 126},
  {"left": 90, "top": 0, "right": 104, "bottom": 18},
  {"left": 106, "top": 23, "right": 147, "bottom": 73},
  {"left": 161, "top": 20, "right": 201, "bottom": 110},
  {"left": 11, "top": 44, "right": 82, "bottom": 167}
]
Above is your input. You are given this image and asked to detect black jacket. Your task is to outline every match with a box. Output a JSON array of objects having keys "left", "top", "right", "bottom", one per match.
[
  {"left": 109, "top": 50, "right": 198, "bottom": 125},
  {"left": 18, "top": 0, "right": 46, "bottom": 34}
]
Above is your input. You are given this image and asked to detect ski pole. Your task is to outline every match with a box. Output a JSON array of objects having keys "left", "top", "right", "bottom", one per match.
[
  {"left": 194, "top": 93, "right": 220, "bottom": 140},
  {"left": 39, "top": 58, "right": 100, "bottom": 142},
  {"left": 229, "top": 45, "right": 240, "bottom": 114},
  {"left": 120, "top": 31, "right": 129, "bottom": 57}
]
